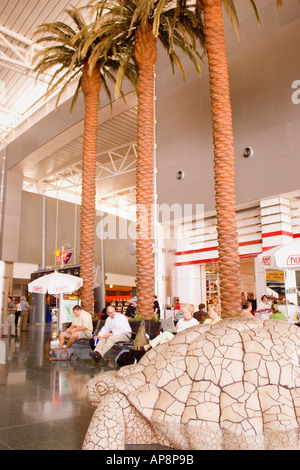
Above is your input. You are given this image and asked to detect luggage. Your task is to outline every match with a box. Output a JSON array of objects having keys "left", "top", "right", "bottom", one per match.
[
  {"left": 115, "top": 348, "right": 145, "bottom": 367},
  {"left": 50, "top": 347, "right": 76, "bottom": 361}
]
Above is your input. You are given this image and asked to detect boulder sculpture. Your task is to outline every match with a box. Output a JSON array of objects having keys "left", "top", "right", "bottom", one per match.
[{"left": 83, "top": 318, "right": 300, "bottom": 450}]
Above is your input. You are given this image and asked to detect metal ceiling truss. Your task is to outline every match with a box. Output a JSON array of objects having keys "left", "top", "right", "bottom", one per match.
[
  {"left": 97, "top": 185, "right": 136, "bottom": 209},
  {"left": 95, "top": 142, "right": 137, "bottom": 182},
  {"left": 0, "top": 25, "right": 39, "bottom": 72},
  {"left": 24, "top": 142, "right": 137, "bottom": 207},
  {"left": 0, "top": 25, "right": 65, "bottom": 142}
]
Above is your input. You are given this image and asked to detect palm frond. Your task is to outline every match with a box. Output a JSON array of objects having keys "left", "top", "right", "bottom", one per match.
[
  {"left": 33, "top": 4, "right": 137, "bottom": 110},
  {"left": 90, "top": 0, "right": 205, "bottom": 96},
  {"left": 222, "top": 0, "right": 240, "bottom": 38},
  {"left": 248, "top": 0, "right": 261, "bottom": 24},
  {"left": 70, "top": 77, "right": 83, "bottom": 113},
  {"left": 66, "top": 7, "right": 87, "bottom": 31}
]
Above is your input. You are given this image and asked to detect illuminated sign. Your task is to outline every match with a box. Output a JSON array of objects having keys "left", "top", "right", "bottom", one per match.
[{"left": 56, "top": 249, "right": 72, "bottom": 264}]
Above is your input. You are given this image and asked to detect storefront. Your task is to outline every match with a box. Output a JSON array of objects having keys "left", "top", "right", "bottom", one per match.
[{"left": 258, "top": 239, "right": 300, "bottom": 321}]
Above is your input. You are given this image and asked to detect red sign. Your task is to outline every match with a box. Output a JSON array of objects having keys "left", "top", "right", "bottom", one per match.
[
  {"left": 261, "top": 256, "right": 271, "bottom": 266},
  {"left": 287, "top": 255, "right": 300, "bottom": 266},
  {"left": 56, "top": 250, "right": 72, "bottom": 264}
]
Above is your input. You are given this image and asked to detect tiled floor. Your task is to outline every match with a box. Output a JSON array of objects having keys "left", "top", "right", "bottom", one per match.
[{"left": 0, "top": 324, "right": 168, "bottom": 451}]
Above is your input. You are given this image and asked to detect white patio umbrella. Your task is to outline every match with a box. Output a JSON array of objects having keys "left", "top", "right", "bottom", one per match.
[
  {"left": 28, "top": 271, "right": 83, "bottom": 295},
  {"left": 28, "top": 271, "right": 83, "bottom": 332}
]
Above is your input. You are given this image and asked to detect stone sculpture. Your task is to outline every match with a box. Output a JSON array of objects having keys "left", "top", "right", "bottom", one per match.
[{"left": 83, "top": 318, "right": 300, "bottom": 450}]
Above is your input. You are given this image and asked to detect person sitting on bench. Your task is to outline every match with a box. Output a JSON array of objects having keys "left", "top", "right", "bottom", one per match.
[
  {"left": 89, "top": 305, "right": 132, "bottom": 361},
  {"left": 59, "top": 305, "right": 93, "bottom": 348},
  {"left": 139, "top": 303, "right": 198, "bottom": 352}
]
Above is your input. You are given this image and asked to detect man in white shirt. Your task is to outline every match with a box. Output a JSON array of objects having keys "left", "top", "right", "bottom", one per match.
[{"left": 89, "top": 305, "right": 132, "bottom": 360}]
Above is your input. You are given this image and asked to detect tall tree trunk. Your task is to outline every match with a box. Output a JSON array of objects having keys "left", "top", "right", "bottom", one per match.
[
  {"left": 134, "top": 24, "right": 157, "bottom": 320},
  {"left": 80, "top": 62, "right": 101, "bottom": 314},
  {"left": 198, "top": 0, "right": 241, "bottom": 317}
]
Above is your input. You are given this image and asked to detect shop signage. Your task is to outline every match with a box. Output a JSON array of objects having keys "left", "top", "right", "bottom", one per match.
[
  {"left": 56, "top": 249, "right": 72, "bottom": 264},
  {"left": 261, "top": 256, "right": 271, "bottom": 266},
  {"left": 266, "top": 270, "right": 284, "bottom": 282},
  {"left": 286, "top": 255, "right": 300, "bottom": 266}
]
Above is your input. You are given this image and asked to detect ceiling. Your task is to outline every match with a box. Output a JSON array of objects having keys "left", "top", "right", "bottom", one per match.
[
  {"left": 1, "top": 0, "right": 299, "bottom": 219},
  {"left": 0, "top": 0, "right": 139, "bottom": 218},
  {"left": 0, "top": 0, "right": 90, "bottom": 142}
]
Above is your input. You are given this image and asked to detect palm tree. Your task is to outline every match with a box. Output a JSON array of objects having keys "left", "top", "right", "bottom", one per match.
[
  {"left": 156, "top": 0, "right": 282, "bottom": 318},
  {"left": 89, "top": 0, "right": 205, "bottom": 319},
  {"left": 33, "top": 7, "right": 136, "bottom": 314},
  {"left": 194, "top": 0, "right": 243, "bottom": 318},
  {"left": 192, "top": 0, "right": 284, "bottom": 317}
]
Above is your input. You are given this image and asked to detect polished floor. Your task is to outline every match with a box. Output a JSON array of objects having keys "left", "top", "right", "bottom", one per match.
[{"left": 0, "top": 324, "right": 168, "bottom": 451}]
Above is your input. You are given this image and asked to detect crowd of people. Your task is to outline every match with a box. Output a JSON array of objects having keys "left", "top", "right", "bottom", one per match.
[
  {"left": 7, "top": 290, "right": 293, "bottom": 364},
  {"left": 86, "top": 300, "right": 222, "bottom": 361},
  {"left": 64, "top": 292, "right": 295, "bottom": 362}
]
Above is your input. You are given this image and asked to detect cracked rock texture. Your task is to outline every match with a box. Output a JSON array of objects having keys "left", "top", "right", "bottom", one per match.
[{"left": 82, "top": 318, "right": 300, "bottom": 450}]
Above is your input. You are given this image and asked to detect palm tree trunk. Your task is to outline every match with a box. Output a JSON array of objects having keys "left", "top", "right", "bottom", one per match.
[
  {"left": 80, "top": 62, "right": 101, "bottom": 314},
  {"left": 134, "top": 24, "right": 157, "bottom": 320},
  {"left": 198, "top": 0, "right": 241, "bottom": 317}
]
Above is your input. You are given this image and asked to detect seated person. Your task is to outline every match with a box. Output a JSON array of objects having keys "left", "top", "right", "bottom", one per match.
[
  {"left": 270, "top": 302, "right": 287, "bottom": 321},
  {"left": 89, "top": 305, "right": 132, "bottom": 360},
  {"left": 203, "top": 303, "right": 222, "bottom": 325},
  {"left": 193, "top": 303, "right": 209, "bottom": 323},
  {"left": 255, "top": 295, "right": 271, "bottom": 320},
  {"left": 174, "top": 309, "right": 183, "bottom": 320},
  {"left": 59, "top": 305, "right": 93, "bottom": 349},
  {"left": 141, "top": 303, "right": 198, "bottom": 352},
  {"left": 241, "top": 301, "right": 253, "bottom": 318}
]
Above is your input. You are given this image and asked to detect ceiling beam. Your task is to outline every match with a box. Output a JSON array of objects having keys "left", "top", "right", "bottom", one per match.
[{"left": 0, "top": 25, "right": 39, "bottom": 71}]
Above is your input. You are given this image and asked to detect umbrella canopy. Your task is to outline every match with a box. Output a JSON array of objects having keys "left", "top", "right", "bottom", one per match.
[
  {"left": 28, "top": 272, "right": 83, "bottom": 295},
  {"left": 258, "top": 239, "right": 300, "bottom": 270}
]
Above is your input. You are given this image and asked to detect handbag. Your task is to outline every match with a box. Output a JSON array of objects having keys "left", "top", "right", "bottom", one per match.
[
  {"left": 133, "top": 323, "right": 148, "bottom": 350},
  {"left": 50, "top": 347, "right": 76, "bottom": 361}
]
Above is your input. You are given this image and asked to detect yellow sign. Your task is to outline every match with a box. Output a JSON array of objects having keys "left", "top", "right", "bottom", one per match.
[{"left": 266, "top": 270, "right": 284, "bottom": 282}]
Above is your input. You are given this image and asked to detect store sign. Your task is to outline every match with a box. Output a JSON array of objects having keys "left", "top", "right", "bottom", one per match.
[
  {"left": 266, "top": 270, "right": 284, "bottom": 282},
  {"left": 56, "top": 249, "right": 72, "bottom": 264},
  {"left": 286, "top": 255, "right": 300, "bottom": 266},
  {"left": 261, "top": 256, "right": 271, "bottom": 266}
]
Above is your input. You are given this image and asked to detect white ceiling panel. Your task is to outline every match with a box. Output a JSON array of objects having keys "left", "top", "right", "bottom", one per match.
[{"left": 0, "top": 1, "right": 139, "bottom": 214}]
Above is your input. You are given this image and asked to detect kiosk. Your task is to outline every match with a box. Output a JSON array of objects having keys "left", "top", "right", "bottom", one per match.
[{"left": 258, "top": 239, "right": 300, "bottom": 322}]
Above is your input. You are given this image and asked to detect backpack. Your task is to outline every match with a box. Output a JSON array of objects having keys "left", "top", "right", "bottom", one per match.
[{"left": 50, "top": 347, "right": 76, "bottom": 361}]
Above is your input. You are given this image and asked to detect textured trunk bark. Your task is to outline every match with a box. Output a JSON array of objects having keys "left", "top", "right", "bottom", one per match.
[
  {"left": 198, "top": 0, "right": 241, "bottom": 317},
  {"left": 80, "top": 62, "right": 101, "bottom": 314},
  {"left": 134, "top": 24, "right": 157, "bottom": 320}
]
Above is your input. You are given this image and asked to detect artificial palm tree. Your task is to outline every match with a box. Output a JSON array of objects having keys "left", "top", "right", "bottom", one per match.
[
  {"left": 89, "top": 0, "right": 205, "bottom": 319},
  {"left": 194, "top": 0, "right": 243, "bottom": 318},
  {"left": 33, "top": 7, "right": 136, "bottom": 314},
  {"left": 163, "top": 0, "right": 284, "bottom": 318},
  {"left": 192, "top": 0, "right": 285, "bottom": 317}
]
